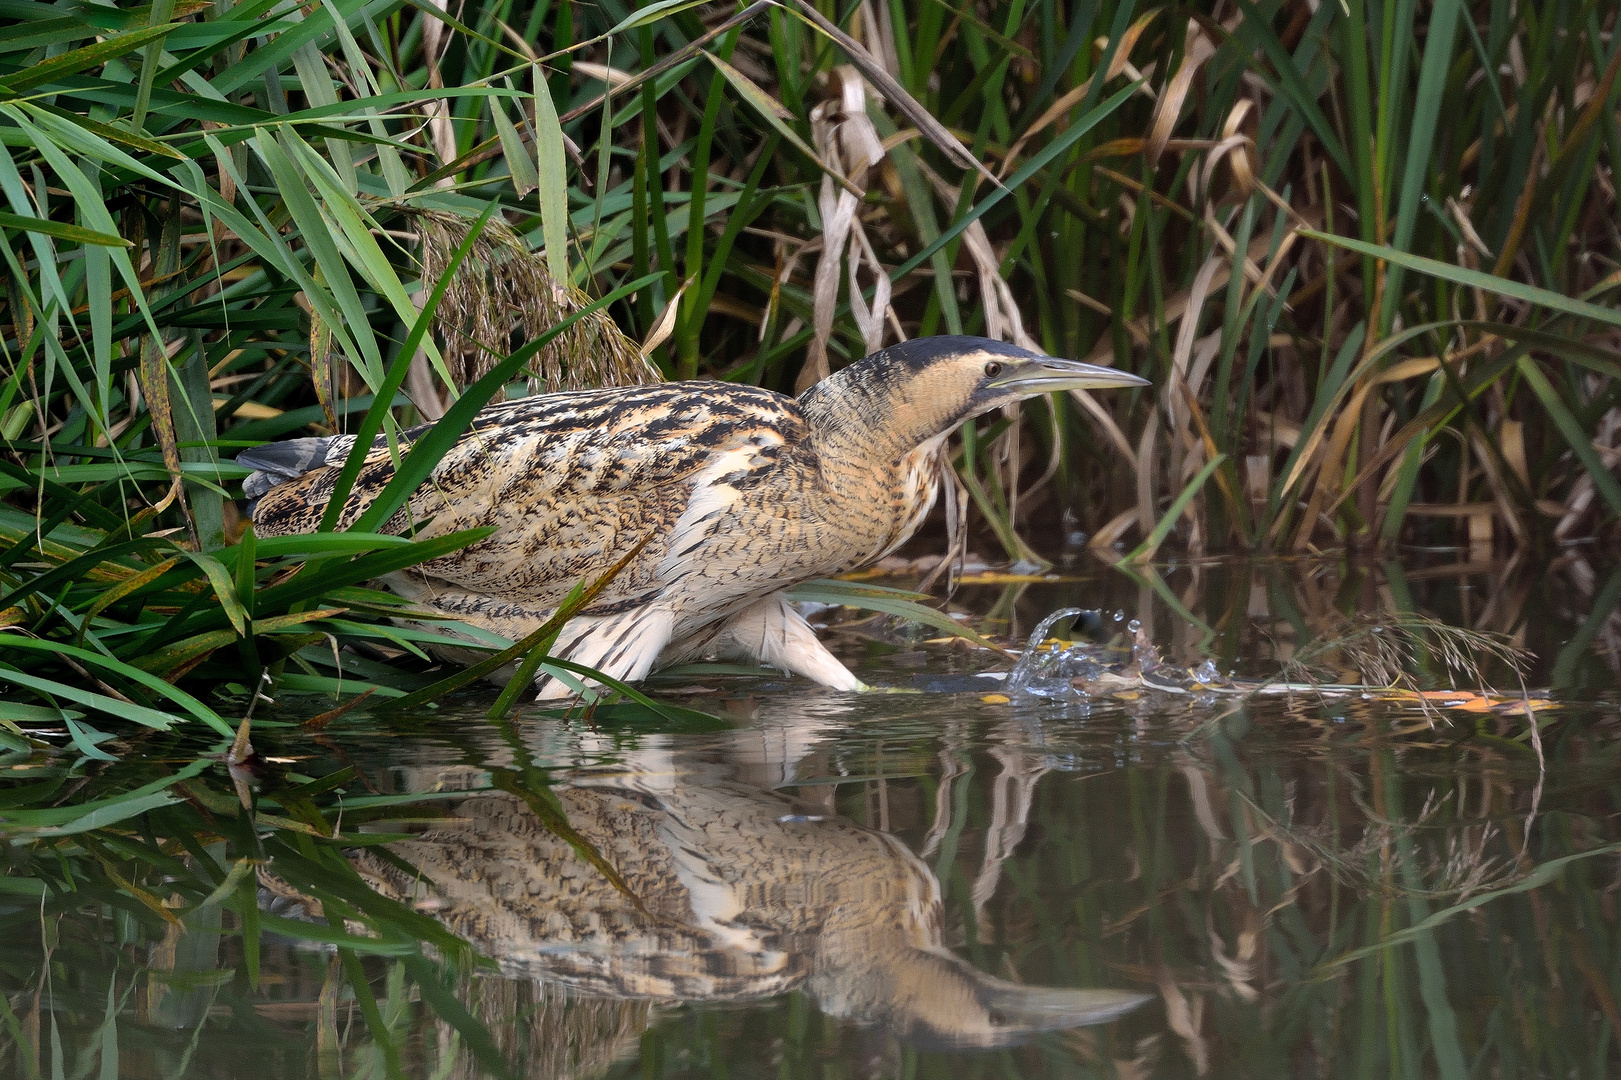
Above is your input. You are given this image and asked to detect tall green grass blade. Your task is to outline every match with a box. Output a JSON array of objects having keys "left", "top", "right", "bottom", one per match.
[
  {"left": 1380, "top": 0, "right": 1463, "bottom": 332},
  {"left": 1303, "top": 231, "right": 1621, "bottom": 329},
  {"left": 130, "top": 0, "right": 177, "bottom": 134},
  {"left": 251, "top": 129, "right": 384, "bottom": 385},
  {"left": 533, "top": 64, "right": 570, "bottom": 286},
  {"left": 0, "top": 638, "right": 231, "bottom": 735},
  {"left": 608, "top": 0, "right": 710, "bottom": 36},
  {"left": 703, "top": 52, "right": 843, "bottom": 188},
  {"left": 0, "top": 23, "right": 179, "bottom": 96},
  {"left": 1228, "top": 0, "right": 1349, "bottom": 177},
  {"left": 1126, "top": 454, "right": 1225, "bottom": 562},
  {"left": 786, "top": 579, "right": 1003, "bottom": 652},
  {"left": 490, "top": 80, "right": 539, "bottom": 196},
  {"left": 0, "top": 214, "right": 130, "bottom": 248},
  {"left": 890, "top": 80, "right": 1138, "bottom": 282},
  {"left": 173, "top": 339, "right": 226, "bottom": 551},
  {"left": 316, "top": 204, "right": 497, "bottom": 532},
  {"left": 1516, "top": 356, "right": 1621, "bottom": 515}
]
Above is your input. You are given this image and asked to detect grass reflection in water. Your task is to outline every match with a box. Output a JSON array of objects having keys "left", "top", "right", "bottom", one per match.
[{"left": 1, "top": 563, "right": 1619, "bottom": 1079}]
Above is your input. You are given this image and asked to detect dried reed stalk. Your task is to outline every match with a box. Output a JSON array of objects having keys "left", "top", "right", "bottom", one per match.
[
  {"left": 414, "top": 211, "right": 659, "bottom": 394},
  {"left": 799, "top": 67, "right": 892, "bottom": 392}
]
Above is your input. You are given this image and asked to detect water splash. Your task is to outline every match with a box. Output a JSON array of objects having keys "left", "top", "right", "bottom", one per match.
[
  {"left": 1004, "top": 609, "right": 1128, "bottom": 698},
  {"left": 1006, "top": 609, "right": 1203, "bottom": 700}
]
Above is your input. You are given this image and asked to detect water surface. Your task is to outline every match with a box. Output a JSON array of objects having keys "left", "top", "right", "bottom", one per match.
[{"left": 3, "top": 557, "right": 1619, "bottom": 1078}]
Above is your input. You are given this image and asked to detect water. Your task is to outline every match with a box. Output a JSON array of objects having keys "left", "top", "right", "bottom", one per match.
[{"left": 3, "top": 557, "right": 1620, "bottom": 1078}]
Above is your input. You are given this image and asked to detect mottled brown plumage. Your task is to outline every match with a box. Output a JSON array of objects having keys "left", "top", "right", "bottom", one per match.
[
  {"left": 241, "top": 336, "right": 1145, "bottom": 696},
  {"left": 350, "top": 740, "right": 1150, "bottom": 1045}
]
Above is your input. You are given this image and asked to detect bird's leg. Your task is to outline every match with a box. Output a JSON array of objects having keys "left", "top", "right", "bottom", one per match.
[{"left": 710, "top": 594, "right": 869, "bottom": 692}]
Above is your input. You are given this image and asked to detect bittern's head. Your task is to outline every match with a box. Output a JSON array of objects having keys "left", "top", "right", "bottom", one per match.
[{"left": 801, "top": 336, "right": 1149, "bottom": 451}]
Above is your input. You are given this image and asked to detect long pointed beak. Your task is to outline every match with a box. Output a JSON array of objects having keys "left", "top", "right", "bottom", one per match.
[
  {"left": 990, "top": 356, "right": 1150, "bottom": 394},
  {"left": 979, "top": 985, "right": 1154, "bottom": 1032}
]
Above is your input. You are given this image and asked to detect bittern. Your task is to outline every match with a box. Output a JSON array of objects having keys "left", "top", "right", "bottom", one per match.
[
  {"left": 240, "top": 336, "right": 1146, "bottom": 697},
  {"left": 350, "top": 740, "right": 1150, "bottom": 1044}
]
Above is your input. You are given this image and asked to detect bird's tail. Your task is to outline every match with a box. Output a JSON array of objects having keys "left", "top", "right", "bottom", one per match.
[{"left": 237, "top": 437, "right": 349, "bottom": 502}]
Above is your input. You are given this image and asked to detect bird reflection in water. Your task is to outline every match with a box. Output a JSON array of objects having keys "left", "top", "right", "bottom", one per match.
[{"left": 352, "top": 698, "right": 1148, "bottom": 1064}]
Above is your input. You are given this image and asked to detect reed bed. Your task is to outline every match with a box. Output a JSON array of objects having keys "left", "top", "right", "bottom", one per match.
[
  {"left": 0, "top": 0, "right": 1618, "bottom": 830},
  {"left": 1, "top": 0, "right": 1615, "bottom": 576}
]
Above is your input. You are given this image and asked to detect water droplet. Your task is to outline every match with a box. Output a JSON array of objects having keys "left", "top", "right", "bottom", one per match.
[
  {"left": 1127, "top": 618, "right": 1141, "bottom": 633},
  {"left": 1112, "top": 610, "right": 1125, "bottom": 622}
]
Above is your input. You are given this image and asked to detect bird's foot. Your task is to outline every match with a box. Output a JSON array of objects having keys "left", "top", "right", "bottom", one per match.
[{"left": 855, "top": 683, "right": 923, "bottom": 695}]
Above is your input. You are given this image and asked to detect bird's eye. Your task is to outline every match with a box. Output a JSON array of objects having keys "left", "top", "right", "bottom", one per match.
[{"left": 983, "top": 361, "right": 1004, "bottom": 378}]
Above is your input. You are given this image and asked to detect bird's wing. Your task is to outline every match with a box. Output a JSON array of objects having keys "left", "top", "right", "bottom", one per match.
[{"left": 245, "top": 383, "right": 808, "bottom": 610}]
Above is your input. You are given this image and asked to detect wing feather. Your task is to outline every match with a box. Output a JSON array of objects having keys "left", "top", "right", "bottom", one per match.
[{"left": 246, "top": 383, "right": 807, "bottom": 610}]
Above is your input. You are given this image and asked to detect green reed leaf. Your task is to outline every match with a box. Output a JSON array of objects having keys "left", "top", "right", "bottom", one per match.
[
  {"left": 1516, "top": 356, "right": 1621, "bottom": 515},
  {"left": 1301, "top": 231, "right": 1621, "bottom": 330},
  {"left": 317, "top": 202, "right": 498, "bottom": 532},
  {"left": 490, "top": 80, "right": 538, "bottom": 196},
  {"left": 0, "top": 212, "right": 131, "bottom": 247},
  {"left": 787, "top": 579, "right": 1003, "bottom": 653},
  {"left": 533, "top": 64, "right": 570, "bottom": 285},
  {"left": 1127, "top": 454, "right": 1226, "bottom": 563},
  {"left": 0, "top": 23, "right": 179, "bottom": 95},
  {"left": 0, "top": 638, "right": 232, "bottom": 735}
]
